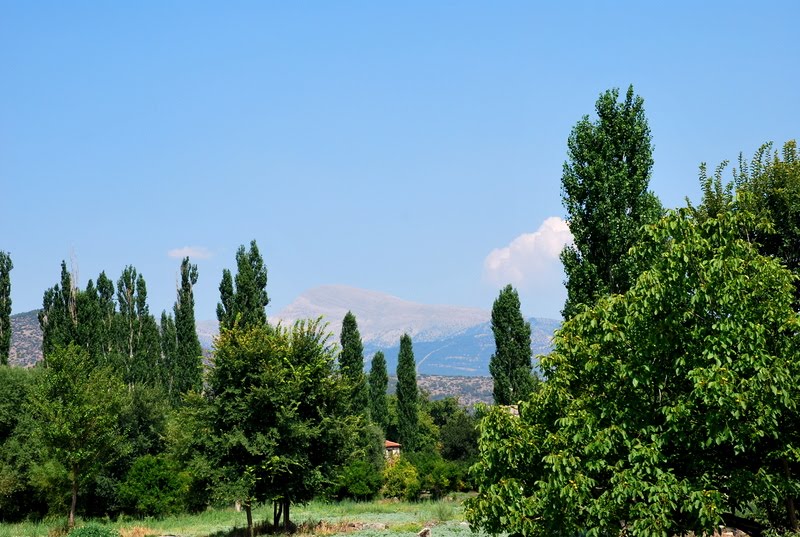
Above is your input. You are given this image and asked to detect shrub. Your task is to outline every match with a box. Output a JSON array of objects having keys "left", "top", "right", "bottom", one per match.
[
  {"left": 382, "top": 457, "right": 420, "bottom": 501},
  {"left": 338, "top": 460, "right": 383, "bottom": 500},
  {"left": 117, "top": 454, "right": 189, "bottom": 517},
  {"left": 68, "top": 522, "right": 119, "bottom": 537}
]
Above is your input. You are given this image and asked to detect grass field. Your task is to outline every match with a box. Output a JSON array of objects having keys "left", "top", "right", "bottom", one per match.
[{"left": 0, "top": 496, "right": 487, "bottom": 537}]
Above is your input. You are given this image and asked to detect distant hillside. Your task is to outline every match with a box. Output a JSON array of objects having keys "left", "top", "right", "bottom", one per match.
[
  {"left": 9, "top": 310, "right": 42, "bottom": 367},
  {"left": 274, "top": 285, "right": 490, "bottom": 346},
  {"left": 199, "top": 285, "right": 560, "bottom": 376},
  {"left": 367, "top": 317, "right": 559, "bottom": 376},
  {"left": 8, "top": 285, "right": 560, "bottom": 398},
  {"left": 411, "top": 375, "right": 494, "bottom": 407}
]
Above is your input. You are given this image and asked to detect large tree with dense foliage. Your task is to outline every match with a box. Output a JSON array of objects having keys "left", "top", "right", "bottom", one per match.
[
  {"left": 560, "top": 85, "right": 662, "bottom": 319},
  {"left": 0, "top": 365, "right": 41, "bottom": 520},
  {"left": 207, "top": 320, "right": 356, "bottom": 537},
  {"left": 368, "top": 351, "right": 389, "bottom": 434},
  {"left": 339, "top": 311, "right": 369, "bottom": 418},
  {"left": 396, "top": 334, "right": 419, "bottom": 452},
  {"left": 488, "top": 285, "right": 534, "bottom": 405},
  {"left": 217, "top": 240, "right": 269, "bottom": 330},
  {"left": 0, "top": 251, "right": 12, "bottom": 365},
  {"left": 27, "top": 344, "right": 126, "bottom": 528},
  {"left": 467, "top": 209, "right": 800, "bottom": 537}
]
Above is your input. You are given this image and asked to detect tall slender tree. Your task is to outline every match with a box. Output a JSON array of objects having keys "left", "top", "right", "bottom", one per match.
[
  {"left": 339, "top": 311, "right": 369, "bottom": 418},
  {"left": 114, "top": 266, "right": 161, "bottom": 386},
  {"left": 369, "top": 351, "right": 389, "bottom": 434},
  {"left": 174, "top": 257, "right": 202, "bottom": 394},
  {"left": 489, "top": 285, "right": 534, "bottom": 405},
  {"left": 39, "top": 261, "right": 77, "bottom": 358},
  {"left": 217, "top": 240, "right": 269, "bottom": 330},
  {"left": 160, "top": 311, "right": 178, "bottom": 400},
  {"left": 0, "top": 251, "right": 12, "bottom": 365},
  {"left": 396, "top": 334, "right": 419, "bottom": 452},
  {"left": 560, "top": 85, "right": 662, "bottom": 319}
]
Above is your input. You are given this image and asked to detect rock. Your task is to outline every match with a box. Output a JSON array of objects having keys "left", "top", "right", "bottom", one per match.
[{"left": 418, "top": 527, "right": 431, "bottom": 537}]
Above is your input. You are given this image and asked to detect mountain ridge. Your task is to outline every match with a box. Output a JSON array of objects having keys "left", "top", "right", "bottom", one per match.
[{"left": 9, "top": 285, "right": 561, "bottom": 378}]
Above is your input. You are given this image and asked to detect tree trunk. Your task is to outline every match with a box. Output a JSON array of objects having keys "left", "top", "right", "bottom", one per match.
[
  {"left": 245, "top": 500, "right": 253, "bottom": 537},
  {"left": 273, "top": 500, "right": 283, "bottom": 529},
  {"left": 69, "top": 465, "right": 78, "bottom": 529},
  {"left": 283, "top": 498, "right": 290, "bottom": 532},
  {"left": 783, "top": 458, "right": 799, "bottom": 531}
]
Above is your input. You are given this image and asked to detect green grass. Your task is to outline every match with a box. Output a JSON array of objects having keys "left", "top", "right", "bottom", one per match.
[{"left": 0, "top": 496, "right": 487, "bottom": 537}]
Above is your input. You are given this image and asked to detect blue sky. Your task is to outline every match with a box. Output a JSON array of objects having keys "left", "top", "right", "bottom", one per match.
[{"left": 2, "top": 1, "right": 798, "bottom": 321}]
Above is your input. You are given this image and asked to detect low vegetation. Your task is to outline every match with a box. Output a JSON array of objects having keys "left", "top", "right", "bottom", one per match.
[{"left": 0, "top": 497, "right": 480, "bottom": 537}]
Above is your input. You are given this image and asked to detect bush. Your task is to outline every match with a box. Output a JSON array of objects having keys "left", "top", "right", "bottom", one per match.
[
  {"left": 406, "top": 451, "right": 468, "bottom": 498},
  {"left": 117, "top": 454, "right": 189, "bottom": 517},
  {"left": 338, "top": 460, "right": 383, "bottom": 500},
  {"left": 382, "top": 457, "right": 420, "bottom": 501},
  {"left": 68, "top": 522, "right": 119, "bottom": 537}
]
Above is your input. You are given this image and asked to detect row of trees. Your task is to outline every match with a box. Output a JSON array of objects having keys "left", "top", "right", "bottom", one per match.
[
  {"left": 0, "top": 240, "right": 480, "bottom": 536},
  {"left": 467, "top": 86, "right": 800, "bottom": 536}
]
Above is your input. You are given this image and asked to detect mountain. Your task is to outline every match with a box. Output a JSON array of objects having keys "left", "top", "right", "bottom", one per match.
[
  {"left": 8, "top": 310, "right": 42, "bottom": 367},
  {"left": 271, "top": 285, "right": 559, "bottom": 376},
  {"left": 366, "top": 316, "right": 560, "bottom": 376},
  {"left": 273, "top": 285, "right": 490, "bottom": 347},
  {"left": 9, "top": 285, "right": 562, "bottom": 379}
]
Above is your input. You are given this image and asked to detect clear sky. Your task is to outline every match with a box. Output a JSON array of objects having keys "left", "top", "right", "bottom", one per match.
[{"left": 2, "top": 1, "right": 798, "bottom": 321}]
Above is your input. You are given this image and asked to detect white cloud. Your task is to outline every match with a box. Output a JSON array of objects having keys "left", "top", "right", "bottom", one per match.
[
  {"left": 483, "top": 217, "right": 573, "bottom": 316},
  {"left": 167, "top": 246, "right": 213, "bottom": 259}
]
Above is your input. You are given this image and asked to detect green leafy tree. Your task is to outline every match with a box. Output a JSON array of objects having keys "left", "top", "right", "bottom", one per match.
[
  {"left": 208, "top": 320, "right": 355, "bottom": 536},
  {"left": 159, "top": 311, "right": 178, "bottom": 400},
  {"left": 217, "top": 240, "right": 269, "bottom": 330},
  {"left": 467, "top": 209, "right": 800, "bottom": 537},
  {"left": 0, "top": 366, "right": 42, "bottom": 520},
  {"left": 0, "top": 251, "right": 12, "bottom": 365},
  {"left": 560, "top": 85, "right": 662, "bottom": 319},
  {"left": 117, "top": 454, "right": 189, "bottom": 517},
  {"left": 174, "top": 257, "right": 203, "bottom": 395},
  {"left": 339, "top": 311, "right": 369, "bottom": 418},
  {"left": 396, "top": 334, "right": 419, "bottom": 452},
  {"left": 39, "top": 261, "right": 78, "bottom": 358},
  {"left": 27, "top": 344, "right": 126, "bottom": 528},
  {"left": 488, "top": 285, "right": 534, "bottom": 405},
  {"left": 689, "top": 141, "right": 800, "bottom": 307},
  {"left": 114, "top": 266, "right": 161, "bottom": 386},
  {"left": 368, "top": 351, "right": 389, "bottom": 433}
]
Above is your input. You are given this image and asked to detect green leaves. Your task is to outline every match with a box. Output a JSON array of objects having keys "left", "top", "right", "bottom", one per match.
[
  {"left": 489, "top": 285, "right": 535, "bottom": 405},
  {"left": 561, "top": 86, "right": 662, "bottom": 320},
  {"left": 468, "top": 209, "right": 800, "bottom": 536},
  {"left": 396, "top": 334, "right": 419, "bottom": 452},
  {"left": 207, "top": 320, "right": 356, "bottom": 525},
  {"left": 0, "top": 251, "right": 11, "bottom": 365}
]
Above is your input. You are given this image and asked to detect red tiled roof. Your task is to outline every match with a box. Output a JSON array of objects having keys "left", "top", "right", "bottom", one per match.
[{"left": 384, "top": 440, "right": 401, "bottom": 448}]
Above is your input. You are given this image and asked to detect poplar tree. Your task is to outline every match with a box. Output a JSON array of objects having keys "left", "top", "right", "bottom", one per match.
[
  {"left": 339, "top": 311, "right": 369, "bottom": 417},
  {"left": 396, "top": 334, "right": 419, "bottom": 452},
  {"left": 174, "top": 257, "right": 202, "bottom": 394},
  {"left": 369, "top": 351, "right": 389, "bottom": 434},
  {"left": 489, "top": 285, "right": 534, "bottom": 405},
  {"left": 0, "top": 251, "right": 12, "bottom": 365},
  {"left": 160, "top": 311, "right": 178, "bottom": 400},
  {"left": 39, "top": 261, "right": 77, "bottom": 358},
  {"left": 560, "top": 85, "right": 662, "bottom": 319},
  {"left": 217, "top": 240, "right": 269, "bottom": 330},
  {"left": 114, "top": 266, "right": 161, "bottom": 385}
]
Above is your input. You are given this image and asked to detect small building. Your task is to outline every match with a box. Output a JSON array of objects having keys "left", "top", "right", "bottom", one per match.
[{"left": 384, "top": 439, "right": 401, "bottom": 458}]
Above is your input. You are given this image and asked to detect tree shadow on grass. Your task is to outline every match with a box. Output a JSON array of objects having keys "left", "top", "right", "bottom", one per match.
[{"left": 205, "top": 520, "right": 299, "bottom": 537}]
